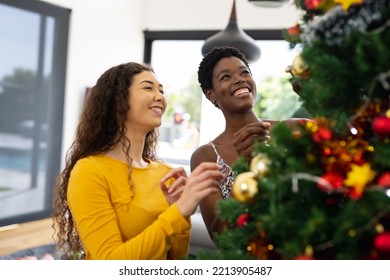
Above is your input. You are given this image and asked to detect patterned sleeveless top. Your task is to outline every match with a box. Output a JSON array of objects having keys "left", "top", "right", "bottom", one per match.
[{"left": 210, "top": 142, "right": 236, "bottom": 199}]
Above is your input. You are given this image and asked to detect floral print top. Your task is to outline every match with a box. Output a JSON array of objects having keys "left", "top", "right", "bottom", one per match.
[{"left": 210, "top": 142, "right": 236, "bottom": 199}]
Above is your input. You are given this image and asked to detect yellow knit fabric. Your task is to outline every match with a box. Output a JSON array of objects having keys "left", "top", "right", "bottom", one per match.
[{"left": 67, "top": 154, "right": 191, "bottom": 260}]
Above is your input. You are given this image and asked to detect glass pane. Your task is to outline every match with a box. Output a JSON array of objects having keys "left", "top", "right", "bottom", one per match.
[
  {"left": 0, "top": 4, "right": 54, "bottom": 220},
  {"left": 251, "top": 40, "right": 302, "bottom": 120},
  {"left": 152, "top": 40, "right": 204, "bottom": 172}
]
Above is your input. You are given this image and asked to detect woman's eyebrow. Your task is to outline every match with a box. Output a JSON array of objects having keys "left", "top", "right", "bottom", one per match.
[{"left": 139, "top": 80, "right": 163, "bottom": 89}]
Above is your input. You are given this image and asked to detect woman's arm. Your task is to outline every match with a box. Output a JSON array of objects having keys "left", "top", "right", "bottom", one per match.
[{"left": 190, "top": 146, "right": 226, "bottom": 240}]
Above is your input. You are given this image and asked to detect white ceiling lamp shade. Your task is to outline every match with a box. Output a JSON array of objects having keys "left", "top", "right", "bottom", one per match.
[
  {"left": 248, "top": 0, "right": 289, "bottom": 8},
  {"left": 201, "top": 0, "right": 261, "bottom": 63}
]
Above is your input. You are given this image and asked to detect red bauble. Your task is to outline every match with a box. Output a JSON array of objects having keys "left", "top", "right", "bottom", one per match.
[
  {"left": 287, "top": 24, "right": 301, "bottom": 36},
  {"left": 294, "top": 254, "right": 315, "bottom": 260},
  {"left": 372, "top": 115, "right": 390, "bottom": 137},
  {"left": 377, "top": 172, "right": 390, "bottom": 187},
  {"left": 305, "top": 0, "right": 323, "bottom": 10},
  {"left": 312, "top": 127, "right": 333, "bottom": 143},
  {"left": 374, "top": 232, "right": 390, "bottom": 252},
  {"left": 236, "top": 213, "right": 250, "bottom": 228},
  {"left": 318, "top": 172, "right": 344, "bottom": 191}
]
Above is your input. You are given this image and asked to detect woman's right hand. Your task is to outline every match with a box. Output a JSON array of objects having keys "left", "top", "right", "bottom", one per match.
[
  {"left": 175, "top": 162, "right": 223, "bottom": 217},
  {"left": 233, "top": 121, "right": 271, "bottom": 161}
]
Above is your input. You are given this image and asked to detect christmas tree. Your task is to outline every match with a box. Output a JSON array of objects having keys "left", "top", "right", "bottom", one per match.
[{"left": 199, "top": 0, "right": 390, "bottom": 260}]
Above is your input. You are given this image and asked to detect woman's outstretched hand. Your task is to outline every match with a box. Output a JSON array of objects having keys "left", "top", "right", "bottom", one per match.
[{"left": 160, "top": 162, "right": 223, "bottom": 217}]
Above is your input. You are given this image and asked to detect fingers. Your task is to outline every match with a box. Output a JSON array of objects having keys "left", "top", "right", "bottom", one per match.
[
  {"left": 188, "top": 166, "right": 224, "bottom": 192},
  {"left": 176, "top": 163, "right": 224, "bottom": 217},
  {"left": 232, "top": 122, "right": 271, "bottom": 159},
  {"left": 233, "top": 122, "right": 271, "bottom": 141},
  {"left": 167, "top": 176, "right": 187, "bottom": 194},
  {"left": 176, "top": 185, "right": 220, "bottom": 217},
  {"left": 160, "top": 167, "right": 187, "bottom": 186},
  {"left": 161, "top": 176, "right": 187, "bottom": 205},
  {"left": 190, "top": 162, "right": 221, "bottom": 177}
]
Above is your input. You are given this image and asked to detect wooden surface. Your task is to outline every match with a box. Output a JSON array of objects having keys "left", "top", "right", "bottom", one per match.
[{"left": 0, "top": 218, "right": 56, "bottom": 256}]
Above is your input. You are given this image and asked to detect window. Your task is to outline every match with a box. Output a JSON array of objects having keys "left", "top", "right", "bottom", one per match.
[
  {"left": 144, "top": 30, "right": 300, "bottom": 171},
  {"left": 0, "top": 0, "right": 69, "bottom": 226}
]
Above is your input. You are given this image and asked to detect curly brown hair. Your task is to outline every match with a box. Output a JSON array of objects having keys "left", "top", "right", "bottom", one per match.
[{"left": 52, "top": 62, "right": 159, "bottom": 259}]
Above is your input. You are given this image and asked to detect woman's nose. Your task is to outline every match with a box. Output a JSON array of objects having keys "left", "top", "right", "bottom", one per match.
[
  {"left": 154, "top": 90, "right": 165, "bottom": 101},
  {"left": 234, "top": 76, "right": 246, "bottom": 84}
]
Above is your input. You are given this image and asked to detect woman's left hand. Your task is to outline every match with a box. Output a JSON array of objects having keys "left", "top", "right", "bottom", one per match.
[{"left": 160, "top": 167, "right": 188, "bottom": 205}]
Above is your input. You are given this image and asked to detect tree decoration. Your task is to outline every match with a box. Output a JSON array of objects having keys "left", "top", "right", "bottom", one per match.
[
  {"left": 372, "top": 113, "right": 390, "bottom": 137},
  {"left": 236, "top": 213, "right": 251, "bottom": 227},
  {"left": 231, "top": 172, "right": 258, "bottom": 204},
  {"left": 305, "top": 0, "right": 325, "bottom": 10},
  {"left": 377, "top": 172, "right": 390, "bottom": 188},
  {"left": 293, "top": 245, "right": 315, "bottom": 260},
  {"left": 250, "top": 154, "right": 270, "bottom": 178},
  {"left": 344, "top": 163, "right": 376, "bottom": 199},
  {"left": 374, "top": 232, "right": 390, "bottom": 252},
  {"left": 284, "top": 22, "right": 303, "bottom": 47},
  {"left": 305, "top": 0, "right": 337, "bottom": 12},
  {"left": 291, "top": 54, "right": 310, "bottom": 78},
  {"left": 318, "top": 171, "right": 344, "bottom": 191},
  {"left": 197, "top": 0, "right": 390, "bottom": 260},
  {"left": 335, "top": 0, "right": 364, "bottom": 11}
]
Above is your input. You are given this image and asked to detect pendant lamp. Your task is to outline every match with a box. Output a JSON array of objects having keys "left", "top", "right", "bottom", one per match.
[
  {"left": 201, "top": 0, "right": 260, "bottom": 63},
  {"left": 248, "top": 0, "right": 289, "bottom": 8}
]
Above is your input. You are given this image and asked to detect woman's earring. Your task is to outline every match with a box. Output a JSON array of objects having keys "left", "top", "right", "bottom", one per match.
[{"left": 212, "top": 100, "right": 219, "bottom": 108}]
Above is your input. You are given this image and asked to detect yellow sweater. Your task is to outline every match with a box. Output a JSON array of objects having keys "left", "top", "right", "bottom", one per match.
[{"left": 67, "top": 154, "right": 191, "bottom": 260}]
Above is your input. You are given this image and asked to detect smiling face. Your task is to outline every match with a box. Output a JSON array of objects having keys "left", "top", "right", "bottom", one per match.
[
  {"left": 127, "top": 70, "right": 167, "bottom": 132},
  {"left": 206, "top": 56, "right": 256, "bottom": 113}
]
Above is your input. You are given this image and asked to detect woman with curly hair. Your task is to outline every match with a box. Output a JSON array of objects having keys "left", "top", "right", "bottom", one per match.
[{"left": 53, "top": 62, "right": 223, "bottom": 260}]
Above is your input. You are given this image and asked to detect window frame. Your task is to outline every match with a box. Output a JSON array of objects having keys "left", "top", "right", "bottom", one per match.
[
  {"left": 143, "top": 29, "right": 283, "bottom": 63},
  {"left": 0, "top": 0, "right": 69, "bottom": 226}
]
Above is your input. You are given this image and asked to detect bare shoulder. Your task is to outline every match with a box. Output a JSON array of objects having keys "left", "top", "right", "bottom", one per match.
[{"left": 190, "top": 143, "right": 216, "bottom": 172}]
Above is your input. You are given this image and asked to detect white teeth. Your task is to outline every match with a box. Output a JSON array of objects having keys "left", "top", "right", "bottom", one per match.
[
  {"left": 150, "top": 107, "right": 162, "bottom": 113},
  {"left": 234, "top": 88, "right": 249, "bottom": 96}
]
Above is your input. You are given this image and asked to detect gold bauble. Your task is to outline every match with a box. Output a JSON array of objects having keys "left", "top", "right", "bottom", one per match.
[
  {"left": 250, "top": 154, "right": 270, "bottom": 178},
  {"left": 232, "top": 172, "right": 258, "bottom": 204},
  {"left": 291, "top": 54, "right": 310, "bottom": 78}
]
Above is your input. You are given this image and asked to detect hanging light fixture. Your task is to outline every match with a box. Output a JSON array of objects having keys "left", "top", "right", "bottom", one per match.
[
  {"left": 248, "top": 0, "right": 289, "bottom": 8},
  {"left": 201, "top": 0, "right": 260, "bottom": 63}
]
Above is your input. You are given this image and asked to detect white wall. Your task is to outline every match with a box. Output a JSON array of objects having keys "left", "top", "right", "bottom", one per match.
[
  {"left": 39, "top": 0, "right": 146, "bottom": 161},
  {"left": 39, "top": 0, "right": 300, "bottom": 163},
  {"left": 143, "top": 0, "right": 300, "bottom": 30}
]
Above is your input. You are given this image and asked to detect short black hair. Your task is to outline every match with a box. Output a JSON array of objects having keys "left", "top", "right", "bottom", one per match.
[{"left": 197, "top": 46, "right": 250, "bottom": 94}]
